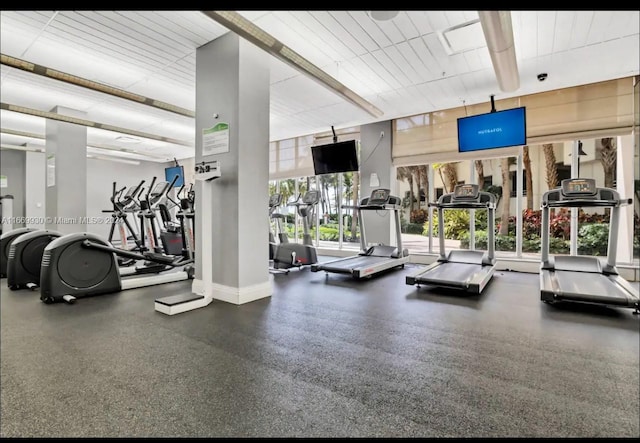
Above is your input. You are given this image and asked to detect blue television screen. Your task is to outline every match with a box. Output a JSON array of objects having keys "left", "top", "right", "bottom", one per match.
[
  {"left": 165, "top": 165, "right": 184, "bottom": 187},
  {"left": 457, "top": 107, "right": 526, "bottom": 152}
]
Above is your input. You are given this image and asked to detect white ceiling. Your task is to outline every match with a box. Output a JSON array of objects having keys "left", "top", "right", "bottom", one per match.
[{"left": 1, "top": 10, "right": 638, "bottom": 162}]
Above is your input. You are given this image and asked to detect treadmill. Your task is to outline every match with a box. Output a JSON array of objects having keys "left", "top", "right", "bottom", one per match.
[
  {"left": 310, "top": 188, "right": 409, "bottom": 279},
  {"left": 406, "top": 184, "right": 497, "bottom": 294},
  {"left": 540, "top": 178, "right": 639, "bottom": 313}
]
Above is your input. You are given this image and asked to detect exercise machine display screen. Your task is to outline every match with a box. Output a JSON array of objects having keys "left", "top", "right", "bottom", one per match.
[
  {"left": 561, "top": 178, "right": 596, "bottom": 196},
  {"left": 368, "top": 189, "right": 390, "bottom": 205},
  {"left": 453, "top": 184, "right": 479, "bottom": 200},
  {"left": 269, "top": 194, "right": 282, "bottom": 207},
  {"left": 302, "top": 190, "right": 321, "bottom": 205}
]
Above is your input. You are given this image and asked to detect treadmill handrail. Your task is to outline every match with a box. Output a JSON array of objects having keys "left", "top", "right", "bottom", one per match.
[
  {"left": 343, "top": 203, "right": 401, "bottom": 210},
  {"left": 360, "top": 204, "right": 401, "bottom": 210},
  {"left": 543, "top": 198, "right": 630, "bottom": 208},
  {"left": 434, "top": 202, "right": 496, "bottom": 210}
]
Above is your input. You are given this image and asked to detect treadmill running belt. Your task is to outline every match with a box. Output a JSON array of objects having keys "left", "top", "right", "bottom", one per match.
[
  {"left": 553, "top": 271, "right": 631, "bottom": 305},
  {"left": 415, "top": 262, "right": 486, "bottom": 286},
  {"left": 318, "top": 255, "right": 395, "bottom": 272}
]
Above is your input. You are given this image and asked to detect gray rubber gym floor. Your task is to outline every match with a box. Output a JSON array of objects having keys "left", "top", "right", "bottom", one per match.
[{"left": 1, "top": 262, "right": 639, "bottom": 438}]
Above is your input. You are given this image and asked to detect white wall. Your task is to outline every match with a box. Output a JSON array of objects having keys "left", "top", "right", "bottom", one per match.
[
  {"left": 178, "top": 157, "right": 196, "bottom": 186},
  {"left": 85, "top": 158, "right": 168, "bottom": 239},
  {"left": 20, "top": 154, "right": 181, "bottom": 238},
  {"left": 0, "top": 149, "right": 26, "bottom": 226}
]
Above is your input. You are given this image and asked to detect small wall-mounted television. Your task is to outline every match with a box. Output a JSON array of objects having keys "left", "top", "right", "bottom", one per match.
[
  {"left": 165, "top": 165, "right": 185, "bottom": 187},
  {"left": 457, "top": 106, "right": 527, "bottom": 152},
  {"left": 311, "top": 140, "right": 359, "bottom": 175}
]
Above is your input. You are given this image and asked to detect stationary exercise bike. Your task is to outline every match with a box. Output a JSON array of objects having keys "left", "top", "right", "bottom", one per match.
[{"left": 272, "top": 190, "right": 320, "bottom": 271}]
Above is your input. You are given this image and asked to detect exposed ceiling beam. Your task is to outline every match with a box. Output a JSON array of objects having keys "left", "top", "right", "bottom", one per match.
[
  {"left": 0, "top": 102, "right": 192, "bottom": 147},
  {"left": 1, "top": 53, "right": 195, "bottom": 118},
  {"left": 201, "top": 11, "right": 384, "bottom": 119}
]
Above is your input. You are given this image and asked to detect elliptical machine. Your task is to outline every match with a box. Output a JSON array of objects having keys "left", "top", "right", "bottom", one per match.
[
  {"left": 174, "top": 183, "right": 195, "bottom": 262},
  {"left": 103, "top": 180, "right": 146, "bottom": 266},
  {"left": 272, "top": 190, "right": 320, "bottom": 271},
  {"left": 39, "top": 229, "right": 195, "bottom": 304},
  {"left": 6, "top": 229, "right": 62, "bottom": 290},
  {"left": 1, "top": 227, "right": 35, "bottom": 278},
  {"left": 137, "top": 175, "right": 182, "bottom": 256},
  {"left": 268, "top": 193, "right": 290, "bottom": 274},
  {"left": 268, "top": 193, "right": 284, "bottom": 260}
]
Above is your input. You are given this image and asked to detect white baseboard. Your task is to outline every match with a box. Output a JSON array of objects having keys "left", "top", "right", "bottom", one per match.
[{"left": 191, "top": 278, "right": 272, "bottom": 305}]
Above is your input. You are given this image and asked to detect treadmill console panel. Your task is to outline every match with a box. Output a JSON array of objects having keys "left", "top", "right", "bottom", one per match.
[
  {"left": 452, "top": 184, "right": 479, "bottom": 201},
  {"left": 368, "top": 188, "right": 391, "bottom": 206},
  {"left": 561, "top": 178, "right": 597, "bottom": 197}
]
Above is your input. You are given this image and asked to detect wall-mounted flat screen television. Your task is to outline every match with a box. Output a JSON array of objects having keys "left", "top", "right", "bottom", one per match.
[
  {"left": 311, "top": 140, "right": 359, "bottom": 175},
  {"left": 457, "top": 106, "right": 527, "bottom": 152},
  {"left": 165, "top": 165, "right": 185, "bottom": 187}
]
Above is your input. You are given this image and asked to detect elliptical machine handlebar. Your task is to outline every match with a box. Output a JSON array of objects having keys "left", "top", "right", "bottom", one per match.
[
  {"left": 286, "top": 192, "right": 319, "bottom": 218},
  {"left": 126, "top": 180, "right": 146, "bottom": 204},
  {"left": 162, "top": 174, "right": 180, "bottom": 198},
  {"left": 109, "top": 182, "right": 126, "bottom": 205},
  {"left": 140, "top": 177, "right": 157, "bottom": 206}
]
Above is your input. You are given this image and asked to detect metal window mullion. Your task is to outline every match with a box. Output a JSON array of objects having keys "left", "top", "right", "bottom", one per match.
[
  {"left": 315, "top": 176, "right": 320, "bottom": 247},
  {"left": 338, "top": 173, "right": 343, "bottom": 249},
  {"left": 469, "top": 159, "right": 476, "bottom": 250},
  {"left": 428, "top": 164, "right": 434, "bottom": 254},
  {"left": 570, "top": 140, "right": 579, "bottom": 255},
  {"left": 516, "top": 150, "right": 523, "bottom": 258}
]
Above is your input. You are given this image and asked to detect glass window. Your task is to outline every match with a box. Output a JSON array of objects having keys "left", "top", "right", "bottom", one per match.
[
  {"left": 316, "top": 173, "right": 340, "bottom": 249},
  {"left": 397, "top": 164, "right": 430, "bottom": 254},
  {"left": 341, "top": 171, "right": 361, "bottom": 250},
  {"left": 522, "top": 139, "right": 627, "bottom": 260}
]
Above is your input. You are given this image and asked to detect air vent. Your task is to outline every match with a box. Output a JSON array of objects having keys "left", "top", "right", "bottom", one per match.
[{"left": 437, "top": 19, "right": 485, "bottom": 55}]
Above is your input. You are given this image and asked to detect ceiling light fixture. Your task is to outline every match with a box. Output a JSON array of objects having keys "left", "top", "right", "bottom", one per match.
[
  {"left": 0, "top": 143, "right": 141, "bottom": 165},
  {"left": 0, "top": 128, "right": 168, "bottom": 160},
  {"left": 200, "top": 11, "right": 384, "bottom": 119},
  {"left": 478, "top": 11, "right": 520, "bottom": 92},
  {"left": 367, "top": 11, "right": 399, "bottom": 21},
  {"left": 0, "top": 53, "right": 195, "bottom": 118},
  {"left": 115, "top": 135, "right": 142, "bottom": 144},
  {"left": 86, "top": 154, "right": 141, "bottom": 165},
  {"left": 0, "top": 102, "right": 192, "bottom": 147},
  {"left": 438, "top": 19, "right": 485, "bottom": 55}
]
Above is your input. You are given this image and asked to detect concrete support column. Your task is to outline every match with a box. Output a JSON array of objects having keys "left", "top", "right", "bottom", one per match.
[
  {"left": 45, "top": 106, "right": 87, "bottom": 234},
  {"left": 359, "top": 120, "right": 393, "bottom": 246},
  {"left": 193, "top": 32, "right": 271, "bottom": 305},
  {"left": 616, "top": 134, "right": 634, "bottom": 264},
  {"left": 25, "top": 150, "right": 46, "bottom": 229}
]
